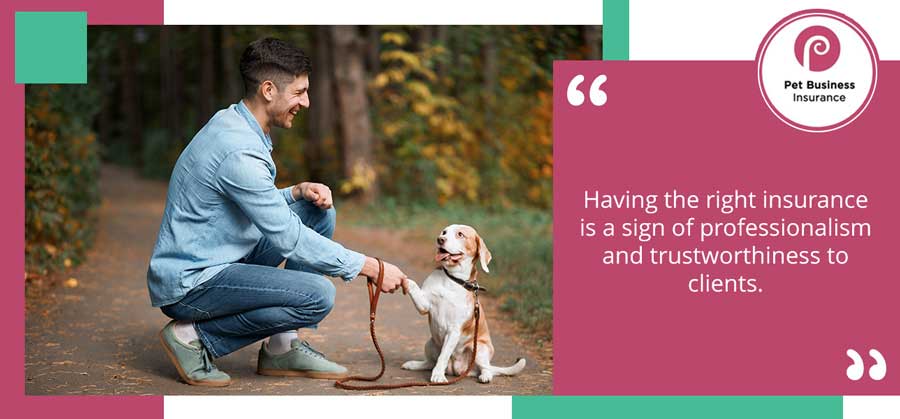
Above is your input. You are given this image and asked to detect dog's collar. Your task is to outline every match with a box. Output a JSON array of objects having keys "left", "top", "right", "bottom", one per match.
[{"left": 441, "top": 267, "right": 487, "bottom": 293}]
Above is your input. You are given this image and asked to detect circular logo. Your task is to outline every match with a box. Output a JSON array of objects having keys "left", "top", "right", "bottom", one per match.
[
  {"left": 757, "top": 10, "right": 878, "bottom": 133},
  {"left": 794, "top": 26, "right": 840, "bottom": 71}
]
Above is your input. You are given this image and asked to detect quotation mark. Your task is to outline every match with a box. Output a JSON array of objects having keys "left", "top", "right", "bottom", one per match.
[
  {"left": 567, "top": 74, "right": 607, "bottom": 106},
  {"left": 846, "top": 348, "right": 887, "bottom": 381}
]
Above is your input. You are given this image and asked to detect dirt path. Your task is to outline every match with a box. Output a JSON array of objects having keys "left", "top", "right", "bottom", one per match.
[{"left": 25, "top": 165, "right": 552, "bottom": 395}]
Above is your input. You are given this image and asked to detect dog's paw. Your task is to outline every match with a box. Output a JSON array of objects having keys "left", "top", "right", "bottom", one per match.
[
  {"left": 430, "top": 372, "right": 448, "bottom": 383},
  {"left": 478, "top": 372, "right": 494, "bottom": 384},
  {"left": 405, "top": 278, "right": 420, "bottom": 291},
  {"left": 402, "top": 360, "right": 421, "bottom": 370}
]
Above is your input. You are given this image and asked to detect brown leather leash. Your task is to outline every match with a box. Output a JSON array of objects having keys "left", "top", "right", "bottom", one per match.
[{"left": 335, "top": 257, "right": 482, "bottom": 390}]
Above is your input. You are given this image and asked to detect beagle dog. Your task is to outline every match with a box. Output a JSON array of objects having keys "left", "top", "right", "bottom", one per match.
[{"left": 402, "top": 224, "right": 526, "bottom": 383}]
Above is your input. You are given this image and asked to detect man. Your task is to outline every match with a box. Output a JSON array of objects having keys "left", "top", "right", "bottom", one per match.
[{"left": 147, "top": 37, "right": 407, "bottom": 387}]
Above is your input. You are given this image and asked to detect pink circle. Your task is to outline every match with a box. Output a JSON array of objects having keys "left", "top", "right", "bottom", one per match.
[{"left": 793, "top": 25, "right": 840, "bottom": 72}]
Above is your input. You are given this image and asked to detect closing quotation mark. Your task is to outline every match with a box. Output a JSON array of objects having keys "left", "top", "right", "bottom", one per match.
[
  {"left": 567, "top": 74, "right": 607, "bottom": 106},
  {"left": 846, "top": 348, "right": 887, "bottom": 381}
]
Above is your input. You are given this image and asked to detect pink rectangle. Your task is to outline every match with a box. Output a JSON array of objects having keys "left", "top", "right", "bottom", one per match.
[
  {"left": 553, "top": 61, "right": 900, "bottom": 395},
  {"left": 9, "top": 0, "right": 163, "bottom": 25},
  {"left": 6, "top": 0, "right": 163, "bottom": 415}
]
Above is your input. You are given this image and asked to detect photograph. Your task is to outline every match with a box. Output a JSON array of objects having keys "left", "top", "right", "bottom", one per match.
[{"left": 24, "top": 25, "right": 601, "bottom": 395}]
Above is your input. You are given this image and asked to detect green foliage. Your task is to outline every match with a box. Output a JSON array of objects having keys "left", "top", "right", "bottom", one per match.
[
  {"left": 84, "top": 25, "right": 587, "bottom": 211},
  {"left": 271, "top": 119, "right": 312, "bottom": 189},
  {"left": 370, "top": 26, "right": 582, "bottom": 209},
  {"left": 25, "top": 85, "right": 101, "bottom": 276},
  {"left": 369, "top": 35, "right": 478, "bottom": 203},
  {"left": 28, "top": 25, "right": 582, "bottom": 334}
]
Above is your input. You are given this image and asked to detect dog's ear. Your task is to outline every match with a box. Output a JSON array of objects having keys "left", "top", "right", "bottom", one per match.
[{"left": 477, "top": 235, "right": 492, "bottom": 273}]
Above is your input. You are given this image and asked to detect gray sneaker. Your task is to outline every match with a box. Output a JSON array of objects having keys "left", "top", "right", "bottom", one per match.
[
  {"left": 257, "top": 339, "right": 349, "bottom": 379},
  {"left": 158, "top": 320, "right": 231, "bottom": 387}
]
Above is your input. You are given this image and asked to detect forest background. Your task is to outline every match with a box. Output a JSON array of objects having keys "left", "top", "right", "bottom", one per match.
[{"left": 25, "top": 25, "right": 602, "bottom": 340}]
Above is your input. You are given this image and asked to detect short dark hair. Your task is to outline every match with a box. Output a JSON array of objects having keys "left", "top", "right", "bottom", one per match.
[{"left": 239, "top": 37, "right": 312, "bottom": 98}]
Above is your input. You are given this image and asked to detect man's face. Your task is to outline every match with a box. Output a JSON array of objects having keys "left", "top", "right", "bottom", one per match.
[{"left": 266, "top": 74, "right": 310, "bottom": 130}]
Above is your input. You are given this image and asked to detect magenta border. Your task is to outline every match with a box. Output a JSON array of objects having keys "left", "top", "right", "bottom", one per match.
[
  {"left": 5, "top": 0, "right": 163, "bottom": 417},
  {"left": 755, "top": 9, "right": 879, "bottom": 133}
]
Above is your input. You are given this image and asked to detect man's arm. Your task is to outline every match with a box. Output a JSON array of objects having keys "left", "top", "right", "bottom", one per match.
[
  {"left": 278, "top": 185, "right": 297, "bottom": 205},
  {"left": 217, "top": 149, "right": 364, "bottom": 281},
  {"left": 280, "top": 182, "right": 333, "bottom": 209},
  {"left": 278, "top": 182, "right": 330, "bottom": 208}
]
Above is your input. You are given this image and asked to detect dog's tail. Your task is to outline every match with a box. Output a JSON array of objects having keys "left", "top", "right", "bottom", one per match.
[{"left": 484, "top": 358, "right": 527, "bottom": 376}]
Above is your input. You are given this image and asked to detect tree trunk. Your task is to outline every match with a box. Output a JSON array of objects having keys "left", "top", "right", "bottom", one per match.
[
  {"left": 220, "top": 26, "right": 241, "bottom": 103},
  {"left": 96, "top": 44, "right": 113, "bottom": 149},
  {"left": 330, "top": 26, "right": 376, "bottom": 203},
  {"left": 584, "top": 25, "right": 602, "bottom": 60},
  {"left": 415, "top": 26, "right": 433, "bottom": 50},
  {"left": 481, "top": 29, "right": 498, "bottom": 139},
  {"left": 364, "top": 26, "right": 380, "bottom": 75},
  {"left": 435, "top": 26, "right": 449, "bottom": 79},
  {"left": 197, "top": 26, "right": 216, "bottom": 129},
  {"left": 479, "top": 28, "right": 500, "bottom": 197},
  {"left": 119, "top": 28, "right": 143, "bottom": 166},
  {"left": 160, "top": 27, "right": 182, "bottom": 147},
  {"left": 449, "top": 27, "right": 467, "bottom": 97},
  {"left": 308, "top": 26, "right": 337, "bottom": 183}
]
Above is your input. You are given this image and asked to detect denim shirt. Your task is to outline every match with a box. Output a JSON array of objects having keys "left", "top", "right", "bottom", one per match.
[{"left": 146, "top": 101, "right": 365, "bottom": 307}]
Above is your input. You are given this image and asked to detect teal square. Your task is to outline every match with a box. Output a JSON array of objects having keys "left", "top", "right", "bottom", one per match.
[{"left": 15, "top": 12, "right": 87, "bottom": 84}]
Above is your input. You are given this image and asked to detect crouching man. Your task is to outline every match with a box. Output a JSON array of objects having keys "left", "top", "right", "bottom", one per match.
[{"left": 147, "top": 38, "right": 407, "bottom": 387}]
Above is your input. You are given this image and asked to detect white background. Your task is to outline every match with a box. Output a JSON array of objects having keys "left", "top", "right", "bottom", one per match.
[
  {"left": 632, "top": 0, "right": 900, "bottom": 60},
  {"left": 166, "top": 396, "right": 511, "bottom": 419},
  {"left": 164, "top": 0, "right": 604, "bottom": 24},
  {"left": 845, "top": 396, "right": 900, "bottom": 419}
]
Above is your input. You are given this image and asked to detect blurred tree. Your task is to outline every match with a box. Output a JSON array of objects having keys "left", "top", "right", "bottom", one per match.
[
  {"left": 331, "top": 26, "right": 377, "bottom": 203},
  {"left": 584, "top": 25, "right": 602, "bottom": 60},
  {"left": 70, "top": 25, "right": 597, "bottom": 209},
  {"left": 480, "top": 26, "right": 499, "bottom": 172},
  {"left": 160, "top": 26, "right": 182, "bottom": 154},
  {"left": 220, "top": 26, "right": 242, "bottom": 103},
  {"left": 197, "top": 26, "right": 216, "bottom": 129},
  {"left": 364, "top": 26, "right": 380, "bottom": 74},
  {"left": 96, "top": 36, "right": 114, "bottom": 160},
  {"left": 119, "top": 28, "right": 143, "bottom": 167},
  {"left": 25, "top": 84, "right": 101, "bottom": 277},
  {"left": 434, "top": 26, "right": 448, "bottom": 79},
  {"left": 308, "top": 26, "right": 337, "bottom": 184}
]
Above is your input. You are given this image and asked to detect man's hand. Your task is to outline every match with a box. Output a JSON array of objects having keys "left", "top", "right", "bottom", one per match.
[
  {"left": 360, "top": 256, "right": 408, "bottom": 294},
  {"left": 292, "top": 182, "right": 333, "bottom": 209}
]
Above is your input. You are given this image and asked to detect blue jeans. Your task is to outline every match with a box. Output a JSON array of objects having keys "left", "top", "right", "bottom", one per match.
[{"left": 161, "top": 200, "right": 339, "bottom": 358}]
